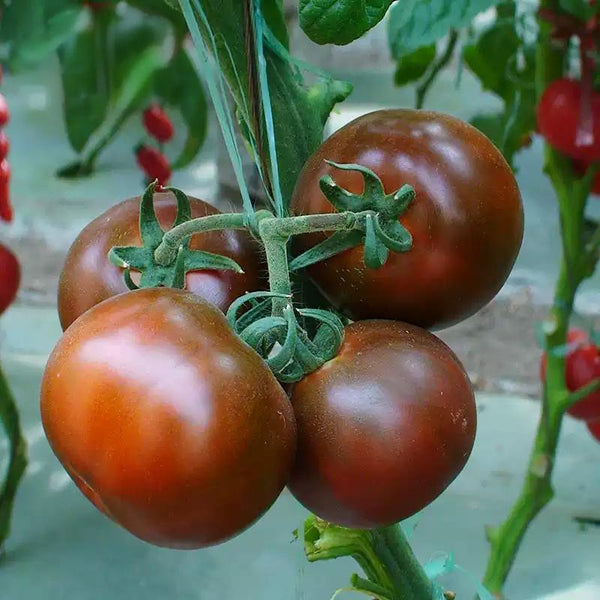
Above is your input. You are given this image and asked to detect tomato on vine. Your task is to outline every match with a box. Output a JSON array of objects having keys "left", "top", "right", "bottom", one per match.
[
  {"left": 0, "top": 94, "right": 9, "bottom": 128},
  {"left": 41, "top": 288, "right": 297, "bottom": 548},
  {"left": 0, "top": 160, "right": 12, "bottom": 223},
  {"left": 0, "top": 243, "right": 19, "bottom": 316},
  {"left": 0, "top": 132, "right": 9, "bottom": 160},
  {"left": 135, "top": 145, "right": 171, "bottom": 186},
  {"left": 537, "top": 79, "right": 600, "bottom": 161},
  {"left": 540, "top": 329, "right": 600, "bottom": 421},
  {"left": 143, "top": 105, "right": 175, "bottom": 143},
  {"left": 288, "top": 320, "right": 476, "bottom": 528},
  {"left": 58, "top": 191, "right": 265, "bottom": 330}
]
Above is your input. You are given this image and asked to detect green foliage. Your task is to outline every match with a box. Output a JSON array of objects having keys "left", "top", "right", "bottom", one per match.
[
  {"left": 155, "top": 49, "right": 208, "bottom": 169},
  {"left": 299, "top": 0, "right": 394, "bottom": 46},
  {"left": 0, "top": 0, "right": 82, "bottom": 70},
  {"left": 558, "top": 0, "right": 595, "bottom": 21},
  {"left": 465, "top": 13, "right": 537, "bottom": 167},
  {"left": 394, "top": 45, "right": 436, "bottom": 86},
  {"left": 388, "top": 0, "right": 504, "bottom": 59},
  {"left": 263, "top": 0, "right": 290, "bottom": 48}
]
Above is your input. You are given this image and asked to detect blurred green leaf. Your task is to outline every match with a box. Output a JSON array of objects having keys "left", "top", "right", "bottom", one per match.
[
  {"left": 300, "top": 0, "right": 394, "bottom": 46},
  {"left": 394, "top": 44, "right": 436, "bottom": 86},
  {"left": 388, "top": 0, "right": 504, "bottom": 59},
  {"left": 155, "top": 49, "right": 208, "bottom": 169},
  {"left": 559, "top": 0, "right": 595, "bottom": 21},
  {"left": 263, "top": 0, "right": 290, "bottom": 49},
  {"left": 1, "top": 0, "right": 83, "bottom": 70}
]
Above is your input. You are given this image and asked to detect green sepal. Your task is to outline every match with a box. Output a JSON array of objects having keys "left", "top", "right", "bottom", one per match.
[
  {"left": 109, "top": 181, "right": 243, "bottom": 290},
  {"left": 364, "top": 214, "right": 389, "bottom": 270},
  {"left": 289, "top": 230, "right": 364, "bottom": 271}
]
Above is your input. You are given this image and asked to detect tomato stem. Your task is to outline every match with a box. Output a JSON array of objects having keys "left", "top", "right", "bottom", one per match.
[{"left": 0, "top": 362, "right": 28, "bottom": 555}]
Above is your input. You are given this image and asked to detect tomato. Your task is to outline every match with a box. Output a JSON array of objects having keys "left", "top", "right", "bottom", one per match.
[
  {"left": 58, "top": 191, "right": 265, "bottom": 330},
  {"left": 288, "top": 320, "right": 476, "bottom": 528},
  {"left": 143, "top": 105, "right": 175, "bottom": 143},
  {"left": 0, "top": 159, "right": 11, "bottom": 222},
  {"left": 292, "top": 110, "right": 523, "bottom": 330},
  {"left": 0, "top": 243, "right": 20, "bottom": 315},
  {"left": 0, "top": 131, "right": 9, "bottom": 160},
  {"left": 540, "top": 328, "right": 600, "bottom": 421},
  {"left": 537, "top": 79, "right": 600, "bottom": 161},
  {"left": 0, "top": 94, "right": 9, "bottom": 128},
  {"left": 587, "top": 420, "right": 600, "bottom": 442},
  {"left": 136, "top": 145, "right": 171, "bottom": 186},
  {"left": 41, "top": 288, "right": 296, "bottom": 548}
]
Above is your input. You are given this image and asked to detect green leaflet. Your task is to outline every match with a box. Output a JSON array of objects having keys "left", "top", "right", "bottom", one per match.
[
  {"left": 394, "top": 44, "right": 436, "bottom": 86},
  {"left": 299, "top": 0, "right": 394, "bottom": 46},
  {"left": 388, "top": 0, "right": 504, "bottom": 59}
]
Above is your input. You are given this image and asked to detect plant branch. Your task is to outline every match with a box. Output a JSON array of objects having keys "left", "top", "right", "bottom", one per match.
[
  {"left": 415, "top": 30, "right": 458, "bottom": 110},
  {"left": 0, "top": 362, "right": 27, "bottom": 553},
  {"left": 564, "top": 377, "right": 600, "bottom": 408}
]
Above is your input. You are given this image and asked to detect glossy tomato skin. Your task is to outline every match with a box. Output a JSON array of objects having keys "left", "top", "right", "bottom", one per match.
[
  {"left": 58, "top": 192, "right": 264, "bottom": 330},
  {"left": 537, "top": 79, "right": 600, "bottom": 161},
  {"left": 292, "top": 110, "right": 524, "bottom": 330},
  {"left": 41, "top": 288, "right": 296, "bottom": 548},
  {"left": 288, "top": 320, "right": 476, "bottom": 529},
  {"left": 540, "top": 329, "right": 600, "bottom": 421},
  {"left": 0, "top": 243, "right": 20, "bottom": 315}
]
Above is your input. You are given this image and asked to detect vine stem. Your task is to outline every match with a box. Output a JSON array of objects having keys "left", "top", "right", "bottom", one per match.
[
  {"left": 482, "top": 2, "right": 591, "bottom": 593},
  {"left": 0, "top": 362, "right": 27, "bottom": 553}
]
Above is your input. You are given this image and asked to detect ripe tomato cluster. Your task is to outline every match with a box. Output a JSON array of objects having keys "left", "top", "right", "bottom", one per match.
[
  {"left": 41, "top": 110, "right": 524, "bottom": 549},
  {"left": 135, "top": 105, "right": 174, "bottom": 186},
  {"left": 0, "top": 66, "right": 12, "bottom": 222},
  {"left": 541, "top": 329, "right": 600, "bottom": 441}
]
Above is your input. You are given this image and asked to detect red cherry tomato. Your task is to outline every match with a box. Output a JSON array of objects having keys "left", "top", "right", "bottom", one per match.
[
  {"left": 135, "top": 145, "right": 171, "bottom": 186},
  {"left": 289, "top": 320, "right": 476, "bottom": 528},
  {"left": 58, "top": 192, "right": 265, "bottom": 330},
  {"left": 143, "top": 105, "right": 175, "bottom": 143},
  {"left": 41, "top": 288, "right": 297, "bottom": 548},
  {"left": 0, "top": 243, "right": 20, "bottom": 315},
  {"left": 0, "top": 94, "right": 9, "bottom": 128},
  {"left": 292, "top": 109, "right": 523, "bottom": 330},
  {"left": 0, "top": 159, "right": 12, "bottom": 223},
  {"left": 537, "top": 79, "right": 600, "bottom": 161},
  {"left": 587, "top": 420, "right": 600, "bottom": 442},
  {"left": 0, "top": 132, "right": 10, "bottom": 160},
  {"left": 540, "top": 329, "right": 600, "bottom": 421}
]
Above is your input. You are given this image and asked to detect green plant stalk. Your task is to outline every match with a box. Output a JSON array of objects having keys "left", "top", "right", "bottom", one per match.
[
  {"left": 482, "top": 2, "right": 591, "bottom": 593},
  {"left": 0, "top": 362, "right": 27, "bottom": 553},
  {"left": 305, "top": 517, "right": 436, "bottom": 599}
]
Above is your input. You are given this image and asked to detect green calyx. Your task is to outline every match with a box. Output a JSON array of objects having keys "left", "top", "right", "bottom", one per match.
[
  {"left": 291, "top": 161, "right": 414, "bottom": 271},
  {"left": 227, "top": 292, "right": 345, "bottom": 383},
  {"left": 109, "top": 181, "right": 243, "bottom": 290}
]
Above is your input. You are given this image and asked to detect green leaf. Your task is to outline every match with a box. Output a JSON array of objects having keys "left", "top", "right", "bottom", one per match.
[
  {"left": 394, "top": 44, "right": 436, "bottom": 86},
  {"left": 388, "top": 0, "right": 504, "bottom": 59},
  {"left": 263, "top": 0, "right": 290, "bottom": 49},
  {"left": 300, "top": 0, "right": 394, "bottom": 46},
  {"left": 559, "top": 0, "right": 595, "bottom": 21},
  {"left": 155, "top": 49, "right": 208, "bottom": 170},
  {"left": 127, "top": 0, "right": 186, "bottom": 26},
  {"left": 1, "top": 0, "right": 83, "bottom": 70}
]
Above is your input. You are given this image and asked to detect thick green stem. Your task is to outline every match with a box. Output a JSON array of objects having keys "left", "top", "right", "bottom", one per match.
[
  {"left": 0, "top": 363, "right": 27, "bottom": 553},
  {"left": 305, "top": 518, "right": 435, "bottom": 599}
]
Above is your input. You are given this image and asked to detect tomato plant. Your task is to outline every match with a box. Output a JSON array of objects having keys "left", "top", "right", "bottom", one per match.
[
  {"left": 537, "top": 79, "right": 600, "bottom": 161},
  {"left": 0, "top": 243, "right": 19, "bottom": 316},
  {"left": 58, "top": 191, "right": 265, "bottom": 330},
  {"left": 541, "top": 329, "right": 600, "bottom": 421},
  {"left": 289, "top": 320, "right": 476, "bottom": 528},
  {"left": 292, "top": 109, "right": 524, "bottom": 330},
  {"left": 41, "top": 287, "right": 296, "bottom": 548}
]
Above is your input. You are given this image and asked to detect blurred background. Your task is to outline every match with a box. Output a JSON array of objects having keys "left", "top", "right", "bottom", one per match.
[{"left": 0, "top": 3, "right": 599, "bottom": 600}]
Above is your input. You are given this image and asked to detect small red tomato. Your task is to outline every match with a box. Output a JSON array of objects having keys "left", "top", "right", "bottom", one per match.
[
  {"left": 41, "top": 288, "right": 297, "bottom": 548},
  {"left": 0, "top": 159, "right": 12, "bottom": 222},
  {"left": 0, "top": 243, "right": 20, "bottom": 315},
  {"left": 0, "top": 131, "right": 9, "bottom": 160},
  {"left": 143, "top": 105, "right": 175, "bottom": 143},
  {"left": 135, "top": 145, "right": 171, "bottom": 186},
  {"left": 289, "top": 320, "right": 476, "bottom": 529},
  {"left": 0, "top": 94, "right": 8, "bottom": 128},
  {"left": 587, "top": 420, "right": 600, "bottom": 442},
  {"left": 537, "top": 79, "right": 600, "bottom": 161},
  {"left": 540, "top": 329, "right": 600, "bottom": 421}
]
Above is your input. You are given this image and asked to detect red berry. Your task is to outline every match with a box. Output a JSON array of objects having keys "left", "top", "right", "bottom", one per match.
[
  {"left": 0, "top": 243, "right": 19, "bottom": 315},
  {"left": 588, "top": 420, "right": 600, "bottom": 442},
  {"left": 0, "top": 159, "right": 12, "bottom": 222},
  {"left": 0, "top": 94, "right": 9, "bottom": 128},
  {"left": 537, "top": 79, "right": 600, "bottom": 161},
  {"left": 143, "top": 105, "right": 174, "bottom": 143},
  {"left": 135, "top": 145, "right": 171, "bottom": 186},
  {"left": 0, "top": 131, "right": 10, "bottom": 161},
  {"left": 540, "top": 328, "right": 600, "bottom": 421}
]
